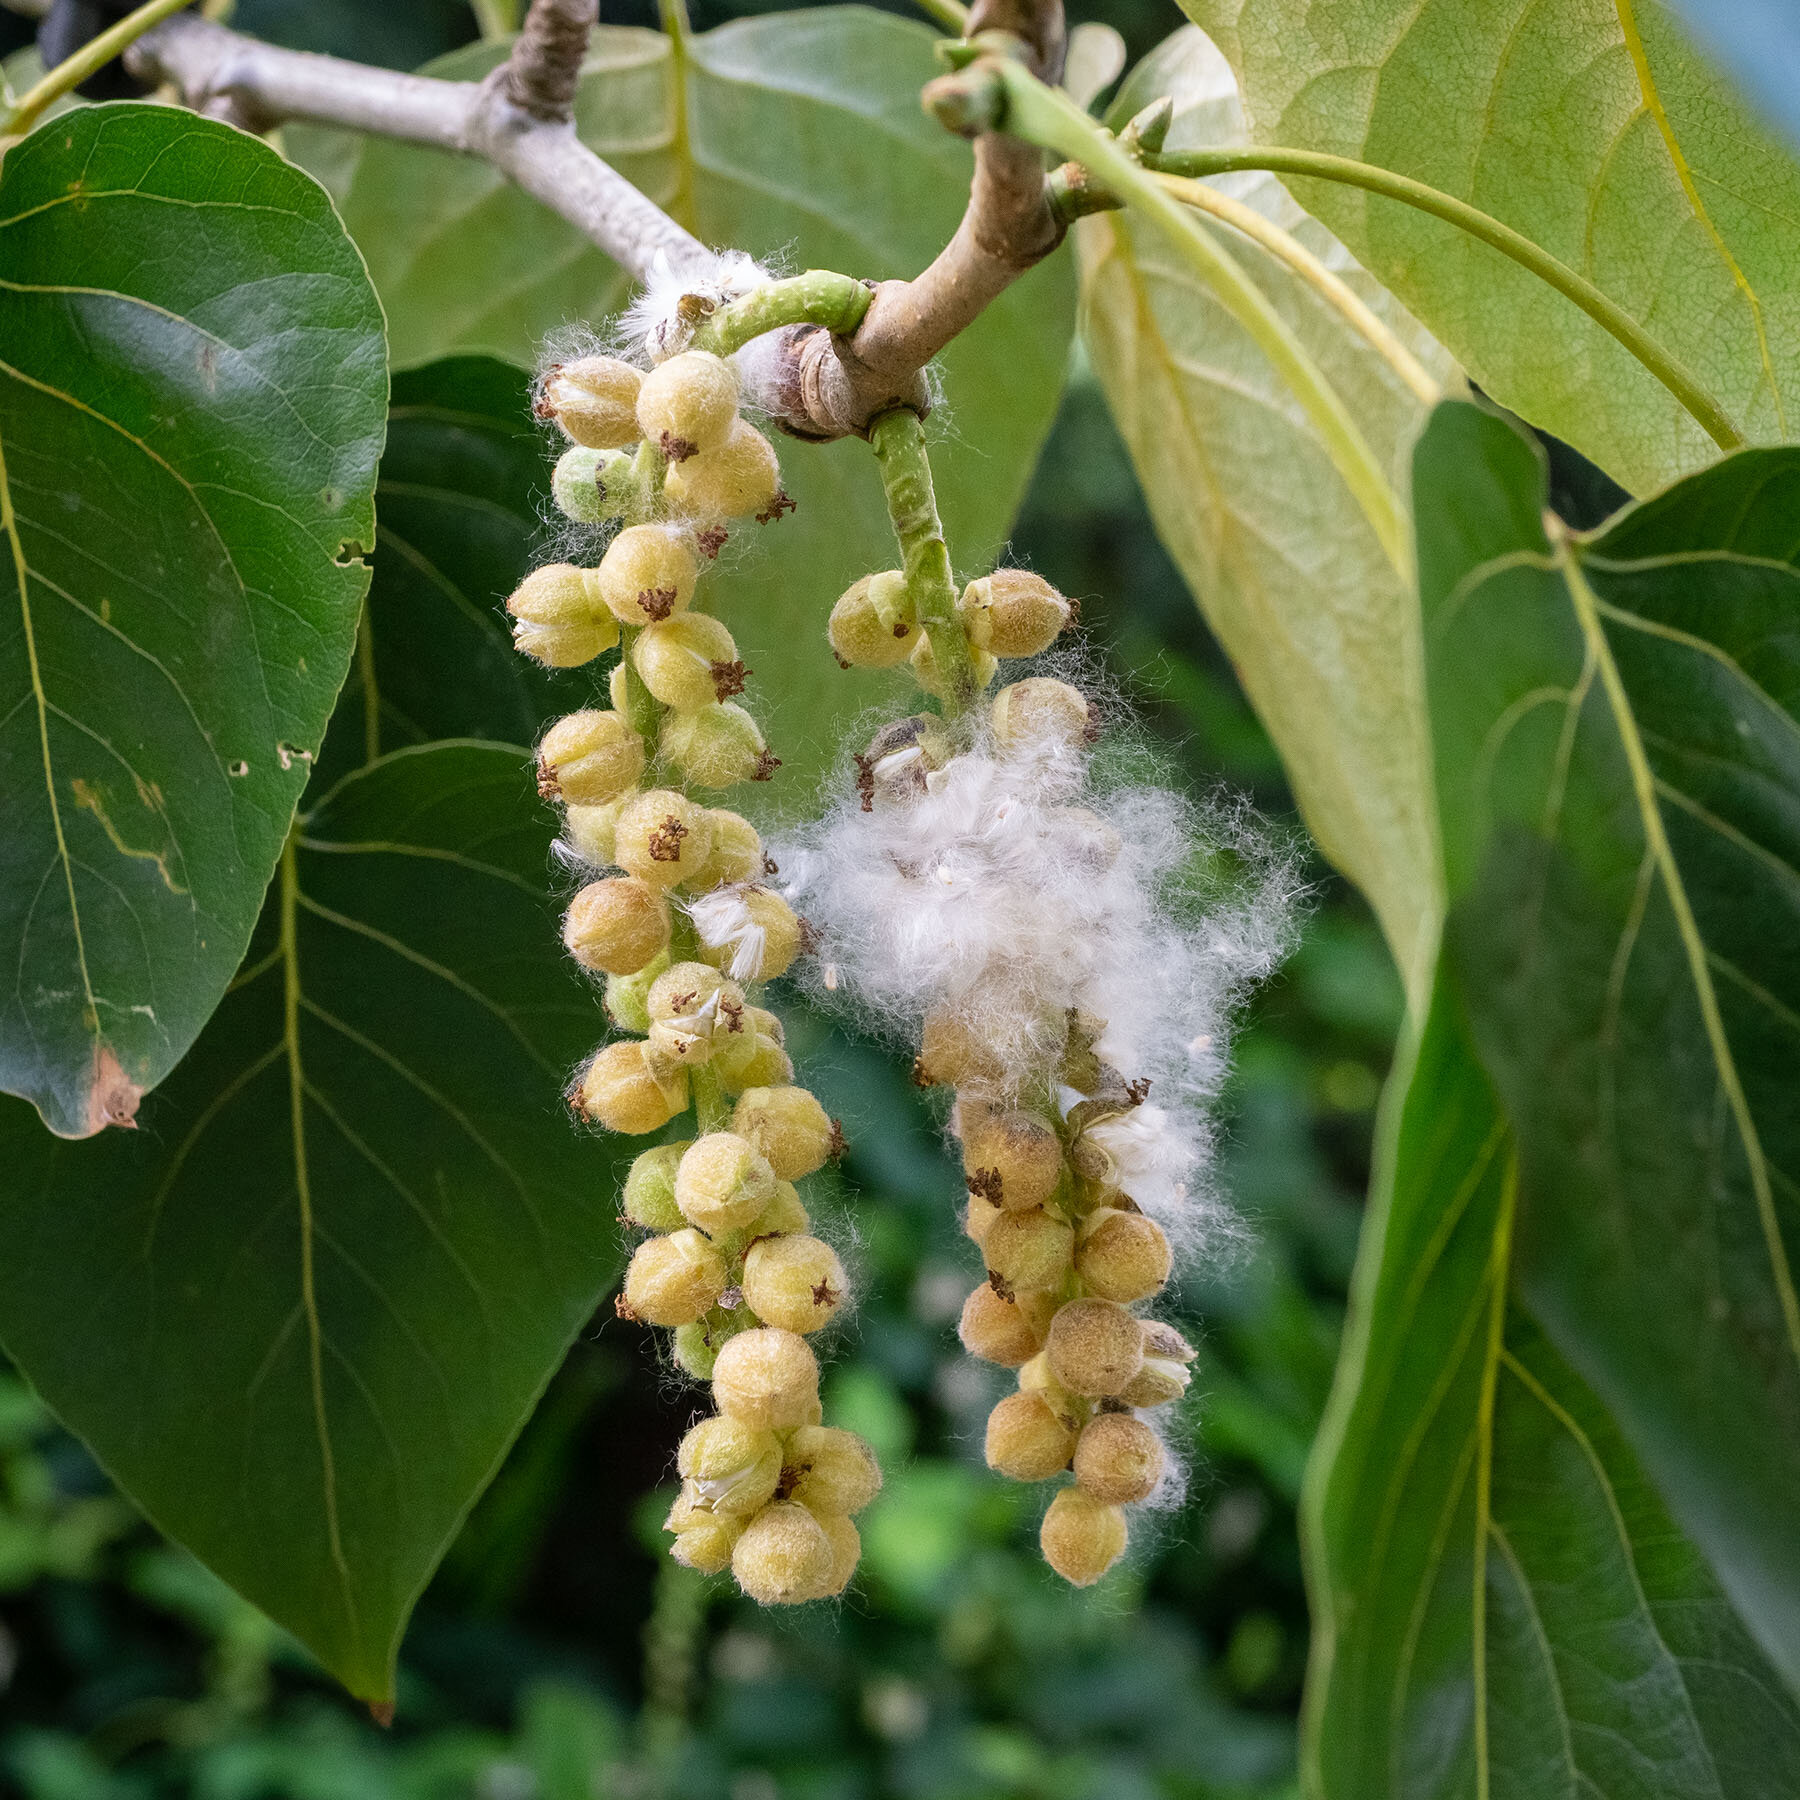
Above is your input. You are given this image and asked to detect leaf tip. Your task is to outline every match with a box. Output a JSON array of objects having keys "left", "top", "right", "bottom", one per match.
[{"left": 87, "top": 1046, "right": 142, "bottom": 1135}]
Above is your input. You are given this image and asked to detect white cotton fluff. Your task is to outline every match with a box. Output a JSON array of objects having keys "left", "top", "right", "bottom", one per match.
[
  {"left": 773, "top": 695, "right": 1303, "bottom": 1259},
  {"left": 686, "top": 883, "right": 767, "bottom": 985},
  {"left": 621, "top": 247, "right": 776, "bottom": 364}
]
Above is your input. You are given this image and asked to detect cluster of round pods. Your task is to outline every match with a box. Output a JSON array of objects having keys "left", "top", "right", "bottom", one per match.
[{"left": 508, "top": 346, "right": 880, "bottom": 1602}]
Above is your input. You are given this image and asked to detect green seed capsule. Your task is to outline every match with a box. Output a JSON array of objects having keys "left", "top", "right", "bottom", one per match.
[
  {"left": 827, "top": 570, "right": 917, "bottom": 668},
  {"left": 552, "top": 446, "right": 638, "bottom": 524},
  {"left": 661, "top": 702, "right": 771, "bottom": 789},
  {"left": 634, "top": 612, "right": 745, "bottom": 712}
]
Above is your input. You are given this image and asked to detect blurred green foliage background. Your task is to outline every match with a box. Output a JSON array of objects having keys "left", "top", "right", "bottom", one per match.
[{"left": 0, "top": 3, "right": 1403, "bottom": 1794}]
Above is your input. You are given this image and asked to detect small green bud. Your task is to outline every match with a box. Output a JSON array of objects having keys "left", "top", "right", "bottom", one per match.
[
  {"left": 673, "top": 1319, "right": 721, "bottom": 1380},
  {"left": 507, "top": 562, "right": 618, "bottom": 666},
  {"left": 1073, "top": 1412, "right": 1164, "bottom": 1505},
  {"left": 667, "top": 1509, "right": 741, "bottom": 1573},
  {"left": 1040, "top": 1486, "right": 1128, "bottom": 1587},
  {"left": 1045, "top": 1298, "right": 1145, "bottom": 1398},
  {"left": 634, "top": 612, "right": 746, "bottom": 712},
  {"left": 537, "top": 709, "right": 645, "bottom": 806},
  {"left": 742, "top": 1233, "right": 847, "bottom": 1335},
  {"left": 730, "top": 1499, "right": 833, "bottom": 1604},
  {"left": 636, "top": 349, "right": 740, "bottom": 459},
  {"left": 604, "top": 950, "right": 670, "bottom": 1034},
  {"left": 665, "top": 419, "right": 783, "bottom": 520},
  {"left": 732, "top": 1085, "right": 835, "bottom": 1180},
  {"left": 747, "top": 1178, "right": 809, "bottom": 1237},
  {"left": 613, "top": 789, "right": 714, "bottom": 889},
  {"left": 563, "top": 876, "right": 670, "bottom": 976},
  {"left": 660, "top": 701, "right": 773, "bottom": 789},
  {"left": 985, "top": 1391, "right": 1076, "bottom": 1482},
  {"left": 712, "top": 1326, "right": 820, "bottom": 1432},
  {"left": 598, "top": 523, "right": 699, "bottom": 626},
  {"left": 551, "top": 445, "right": 638, "bottom": 524},
  {"left": 675, "top": 1132, "right": 778, "bottom": 1234},
  {"left": 572, "top": 1041, "right": 688, "bottom": 1135},
  {"left": 782, "top": 1426, "right": 881, "bottom": 1515},
  {"left": 541, "top": 355, "right": 642, "bottom": 449},
  {"left": 712, "top": 1011, "right": 796, "bottom": 1094},
  {"left": 623, "top": 1227, "right": 727, "bottom": 1326},
  {"left": 1076, "top": 1208, "right": 1172, "bottom": 1304},
  {"left": 983, "top": 1207, "right": 1075, "bottom": 1294},
  {"left": 828, "top": 570, "right": 917, "bottom": 668},
  {"left": 621, "top": 1142, "right": 688, "bottom": 1231},
  {"left": 677, "top": 1415, "right": 783, "bottom": 1516},
  {"left": 959, "top": 569, "right": 1073, "bottom": 658}
]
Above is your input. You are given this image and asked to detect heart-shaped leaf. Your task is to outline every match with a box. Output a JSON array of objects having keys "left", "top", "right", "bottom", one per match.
[
  {"left": 0, "top": 104, "right": 386, "bottom": 1137},
  {"left": 0, "top": 744, "right": 624, "bottom": 1701}
]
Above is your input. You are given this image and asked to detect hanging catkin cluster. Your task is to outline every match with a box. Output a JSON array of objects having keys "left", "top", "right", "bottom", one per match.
[{"left": 509, "top": 328, "right": 880, "bottom": 1605}]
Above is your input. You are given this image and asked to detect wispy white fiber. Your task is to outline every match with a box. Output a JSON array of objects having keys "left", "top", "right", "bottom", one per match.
[
  {"left": 621, "top": 247, "right": 775, "bottom": 363},
  {"left": 687, "top": 882, "right": 769, "bottom": 986}
]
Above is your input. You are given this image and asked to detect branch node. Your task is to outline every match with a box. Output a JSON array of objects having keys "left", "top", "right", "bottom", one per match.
[{"left": 498, "top": 0, "right": 595, "bottom": 123}]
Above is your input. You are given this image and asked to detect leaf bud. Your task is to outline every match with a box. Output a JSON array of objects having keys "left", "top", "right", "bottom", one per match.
[
  {"left": 1040, "top": 1486, "right": 1128, "bottom": 1587},
  {"left": 828, "top": 570, "right": 917, "bottom": 668},
  {"left": 747, "top": 1177, "right": 809, "bottom": 1237},
  {"left": 1073, "top": 1412, "right": 1164, "bottom": 1505},
  {"left": 692, "top": 885, "right": 805, "bottom": 982},
  {"left": 1046, "top": 1298, "right": 1146, "bottom": 1398},
  {"left": 1118, "top": 1320, "right": 1197, "bottom": 1408},
  {"left": 613, "top": 789, "right": 714, "bottom": 889},
  {"left": 604, "top": 950, "right": 670, "bottom": 1034},
  {"left": 563, "top": 876, "right": 670, "bottom": 975},
  {"left": 506, "top": 563, "right": 617, "bottom": 667},
  {"left": 983, "top": 1207, "right": 1075, "bottom": 1293},
  {"left": 564, "top": 796, "right": 628, "bottom": 868},
  {"left": 537, "top": 709, "right": 645, "bottom": 806},
  {"left": 677, "top": 1415, "right": 783, "bottom": 1516},
  {"left": 1076, "top": 1208, "right": 1172, "bottom": 1304},
  {"left": 675, "top": 1132, "right": 778, "bottom": 1234},
  {"left": 958, "top": 1281, "right": 1041, "bottom": 1367},
  {"left": 573, "top": 1041, "right": 688, "bottom": 1134},
  {"left": 783, "top": 1425, "right": 881, "bottom": 1515},
  {"left": 633, "top": 612, "right": 745, "bottom": 712},
  {"left": 661, "top": 701, "right": 772, "bottom": 789},
  {"left": 636, "top": 349, "right": 739, "bottom": 458},
  {"left": 621, "top": 1142, "right": 688, "bottom": 1231},
  {"left": 666, "top": 1507, "right": 741, "bottom": 1574},
  {"left": 985, "top": 1391, "right": 1076, "bottom": 1481},
  {"left": 959, "top": 569, "right": 1073, "bottom": 658},
  {"left": 712, "top": 1326, "right": 820, "bottom": 1432},
  {"left": 597, "top": 523, "right": 698, "bottom": 626},
  {"left": 908, "top": 629, "right": 997, "bottom": 701},
  {"left": 730, "top": 1499, "right": 833, "bottom": 1604},
  {"left": 732, "top": 1085, "right": 835, "bottom": 1180},
  {"left": 541, "top": 355, "right": 642, "bottom": 449},
  {"left": 623, "top": 1227, "right": 727, "bottom": 1326},
  {"left": 742, "top": 1233, "right": 847, "bottom": 1334},
  {"left": 960, "top": 1106, "right": 1064, "bottom": 1212},
  {"left": 665, "top": 418, "right": 782, "bottom": 520},
  {"left": 991, "top": 677, "right": 1096, "bottom": 758},
  {"left": 690, "top": 809, "right": 764, "bottom": 888},
  {"left": 551, "top": 445, "right": 639, "bottom": 524}
]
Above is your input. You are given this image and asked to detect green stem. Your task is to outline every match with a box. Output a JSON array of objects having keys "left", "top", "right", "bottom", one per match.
[
  {"left": 618, "top": 629, "right": 664, "bottom": 752},
  {"left": 987, "top": 64, "right": 1413, "bottom": 580},
  {"left": 2, "top": 0, "right": 193, "bottom": 136},
  {"left": 906, "top": 0, "right": 970, "bottom": 33},
  {"left": 688, "top": 272, "right": 873, "bottom": 358},
  {"left": 468, "top": 0, "right": 520, "bottom": 41},
  {"left": 690, "top": 1065, "right": 729, "bottom": 1134},
  {"left": 867, "top": 407, "right": 974, "bottom": 713},
  {"left": 1146, "top": 145, "right": 1746, "bottom": 454}
]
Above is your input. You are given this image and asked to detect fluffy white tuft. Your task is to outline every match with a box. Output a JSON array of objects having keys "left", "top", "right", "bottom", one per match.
[
  {"left": 686, "top": 883, "right": 767, "bottom": 985},
  {"left": 621, "top": 248, "right": 775, "bottom": 364}
]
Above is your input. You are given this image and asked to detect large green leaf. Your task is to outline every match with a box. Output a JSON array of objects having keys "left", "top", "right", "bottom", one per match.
[
  {"left": 1184, "top": 0, "right": 1800, "bottom": 493},
  {"left": 0, "top": 744, "right": 624, "bottom": 1701},
  {"left": 0, "top": 104, "right": 386, "bottom": 1138},
  {"left": 1418, "top": 399, "right": 1800, "bottom": 1686},
  {"left": 288, "top": 11, "right": 1074, "bottom": 803},
  {"left": 1305, "top": 976, "right": 1800, "bottom": 1798},
  {"left": 1077, "top": 30, "right": 1453, "bottom": 1003}
]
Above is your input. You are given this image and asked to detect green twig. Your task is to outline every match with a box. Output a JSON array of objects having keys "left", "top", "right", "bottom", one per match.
[
  {"left": 1, "top": 0, "right": 192, "bottom": 136},
  {"left": 468, "top": 0, "right": 519, "bottom": 41},
  {"left": 907, "top": 0, "right": 970, "bottom": 34},
  {"left": 868, "top": 407, "right": 974, "bottom": 712},
  {"left": 1146, "top": 145, "right": 1745, "bottom": 454},
  {"left": 688, "top": 272, "right": 873, "bottom": 359}
]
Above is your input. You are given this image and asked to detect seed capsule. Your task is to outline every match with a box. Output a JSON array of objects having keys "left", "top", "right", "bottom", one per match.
[
  {"left": 983, "top": 1207, "right": 1075, "bottom": 1293},
  {"left": 692, "top": 885, "right": 805, "bottom": 982},
  {"left": 985, "top": 1391, "right": 1076, "bottom": 1482},
  {"left": 636, "top": 349, "right": 740, "bottom": 458},
  {"left": 537, "top": 709, "right": 644, "bottom": 806},
  {"left": 732, "top": 1085, "right": 834, "bottom": 1180},
  {"left": 1076, "top": 1208, "right": 1172, "bottom": 1304},
  {"left": 1118, "top": 1320, "right": 1197, "bottom": 1408},
  {"left": 916, "top": 1006, "right": 1007, "bottom": 1090},
  {"left": 665, "top": 418, "right": 782, "bottom": 519},
  {"left": 661, "top": 701, "right": 770, "bottom": 789},
  {"left": 675, "top": 1132, "right": 778, "bottom": 1234},
  {"left": 667, "top": 1509, "right": 741, "bottom": 1574},
  {"left": 614, "top": 789, "right": 714, "bottom": 889},
  {"left": 959, "top": 569, "right": 1073, "bottom": 658},
  {"left": 746, "top": 1178, "right": 809, "bottom": 1237},
  {"left": 644, "top": 961, "right": 745, "bottom": 1068},
  {"left": 689, "top": 810, "right": 763, "bottom": 888},
  {"left": 621, "top": 1142, "right": 688, "bottom": 1231},
  {"left": 742, "top": 1234, "right": 847, "bottom": 1334},
  {"left": 731, "top": 1499, "right": 833, "bottom": 1604},
  {"left": 964, "top": 1191, "right": 1003, "bottom": 1247},
  {"left": 563, "top": 876, "right": 669, "bottom": 976},
  {"left": 1040, "top": 1486, "right": 1128, "bottom": 1586},
  {"left": 597, "top": 523, "right": 699, "bottom": 626},
  {"left": 960, "top": 1107, "right": 1064, "bottom": 1212},
  {"left": 506, "top": 563, "right": 617, "bottom": 667},
  {"left": 673, "top": 1319, "right": 722, "bottom": 1380},
  {"left": 678, "top": 1415, "right": 783, "bottom": 1516},
  {"left": 634, "top": 612, "right": 745, "bottom": 712},
  {"left": 712, "top": 1327, "right": 820, "bottom": 1432},
  {"left": 542, "top": 355, "right": 642, "bottom": 449},
  {"left": 782, "top": 1426, "right": 882, "bottom": 1515},
  {"left": 712, "top": 1015, "right": 795, "bottom": 1093},
  {"left": 828, "top": 570, "right": 917, "bottom": 668},
  {"left": 958, "top": 1282, "right": 1040, "bottom": 1367},
  {"left": 573, "top": 1041, "right": 688, "bottom": 1134},
  {"left": 812, "top": 1512, "right": 861, "bottom": 1597},
  {"left": 563, "top": 796, "right": 628, "bottom": 868},
  {"left": 604, "top": 950, "right": 669, "bottom": 1034},
  {"left": 1045, "top": 1298, "right": 1145, "bottom": 1398},
  {"left": 623, "top": 1227, "right": 727, "bottom": 1326},
  {"left": 991, "top": 677, "right": 1095, "bottom": 758},
  {"left": 551, "top": 446, "right": 638, "bottom": 524},
  {"left": 1073, "top": 1412, "right": 1164, "bottom": 1505}
]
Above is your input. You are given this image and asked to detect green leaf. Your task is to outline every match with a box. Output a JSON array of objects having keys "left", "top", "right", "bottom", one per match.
[
  {"left": 0, "top": 744, "right": 624, "bottom": 1701},
  {"left": 1183, "top": 0, "right": 1800, "bottom": 493},
  {"left": 1304, "top": 974, "right": 1800, "bottom": 1797},
  {"left": 1077, "top": 30, "right": 1453, "bottom": 1003},
  {"left": 0, "top": 104, "right": 386, "bottom": 1138},
  {"left": 1418, "top": 399, "right": 1800, "bottom": 1685},
  {"left": 288, "top": 11, "right": 1074, "bottom": 803}
]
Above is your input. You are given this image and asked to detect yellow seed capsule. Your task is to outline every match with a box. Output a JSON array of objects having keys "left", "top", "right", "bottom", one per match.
[
  {"left": 604, "top": 950, "right": 669, "bottom": 1034},
  {"left": 1073, "top": 1412, "right": 1164, "bottom": 1505},
  {"left": 713, "top": 1017, "right": 795, "bottom": 1095},
  {"left": 623, "top": 1227, "right": 727, "bottom": 1326},
  {"left": 1045, "top": 1298, "right": 1145, "bottom": 1398},
  {"left": 1040, "top": 1486, "right": 1128, "bottom": 1587},
  {"left": 621, "top": 1142, "right": 688, "bottom": 1231},
  {"left": 678, "top": 1415, "right": 783, "bottom": 1516},
  {"left": 597, "top": 523, "right": 699, "bottom": 626},
  {"left": 563, "top": 796, "right": 628, "bottom": 868},
  {"left": 958, "top": 1282, "right": 1041, "bottom": 1367},
  {"left": 692, "top": 886, "right": 805, "bottom": 982},
  {"left": 915, "top": 1007, "right": 1007, "bottom": 1090},
  {"left": 541, "top": 354, "right": 642, "bottom": 449},
  {"left": 563, "top": 876, "right": 670, "bottom": 976},
  {"left": 960, "top": 1107, "right": 1064, "bottom": 1213},
  {"left": 689, "top": 810, "right": 763, "bottom": 889},
  {"left": 964, "top": 1192, "right": 1003, "bottom": 1247},
  {"left": 1119, "top": 1320, "right": 1197, "bottom": 1408},
  {"left": 812, "top": 1511, "right": 861, "bottom": 1597},
  {"left": 731, "top": 1499, "right": 833, "bottom": 1604},
  {"left": 573, "top": 1041, "right": 688, "bottom": 1134},
  {"left": 537, "top": 709, "right": 644, "bottom": 806},
  {"left": 985, "top": 1391, "right": 1077, "bottom": 1482},
  {"left": 667, "top": 1510, "right": 742, "bottom": 1574},
  {"left": 959, "top": 569, "right": 1073, "bottom": 658},
  {"left": 646, "top": 962, "right": 744, "bottom": 1064},
  {"left": 614, "top": 789, "right": 714, "bottom": 889},
  {"left": 675, "top": 1132, "right": 778, "bottom": 1234},
  {"left": 1076, "top": 1209, "right": 1173, "bottom": 1304},
  {"left": 909, "top": 630, "right": 998, "bottom": 701},
  {"left": 827, "top": 570, "right": 917, "bottom": 669},
  {"left": 661, "top": 701, "right": 771, "bottom": 789},
  {"left": 712, "top": 1327, "right": 820, "bottom": 1432},
  {"left": 637, "top": 349, "right": 740, "bottom": 458},
  {"left": 506, "top": 563, "right": 617, "bottom": 668},
  {"left": 732, "top": 1086, "right": 834, "bottom": 1180},
  {"left": 782, "top": 1426, "right": 881, "bottom": 1515},
  {"left": 991, "top": 677, "right": 1095, "bottom": 758},
  {"left": 664, "top": 418, "right": 781, "bottom": 519},
  {"left": 633, "top": 613, "right": 745, "bottom": 712},
  {"left": 742, "top": 1234, "right": 847, "bottom": 1334},
  {"left": 1018, "top": 1349, "right": 1081, "bottom": 1428},
  {"left": 746, "top": 1178, "right": 809, "bottom": 1238},
  {"left": 983, "top": 1208, "right": 1075, "bottom": 1293}
]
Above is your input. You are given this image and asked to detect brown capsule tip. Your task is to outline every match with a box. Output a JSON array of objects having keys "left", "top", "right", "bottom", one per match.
[
  {"left": 968, "top": 1168, "right": 1005, "bottom": 1204},
  {"left": 987, "top": 1268, "right": 1016, "bottom": 1303},
  {"left": 756, "top": 489, "right": 797, "bottom": 525},
  {"left": 696, "top": 525, "right": 729, "bottom": 559},
  {"left": 827, "top": 1118, "right": 847, "bottom": 1161},
  {"left": 614, "top": 1293, "right": 640, "bottom": 1322},
  {"left": 639, "top": 585, "right": 678, "bottom": 622},
  {"left": 910, "top": 1057, "right": 933, "bottom": 1088},
  {"left": 660, "top": 430, "right": 699, "bottom": 463},
  {"left": 711, "top": 659, "right": 750, "bottom": 700},
  {"left": 535, "top": 756, "right": 561, "bottom": 802}
]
